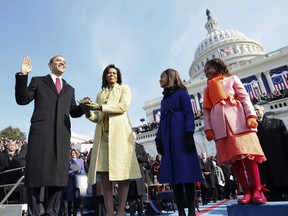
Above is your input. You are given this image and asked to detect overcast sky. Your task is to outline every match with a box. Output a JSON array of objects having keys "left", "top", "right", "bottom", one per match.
[{"left": 1, "top": 0, "right": 287, "bottom": 139}]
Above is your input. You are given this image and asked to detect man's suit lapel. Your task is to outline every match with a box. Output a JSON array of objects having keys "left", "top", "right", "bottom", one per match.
[
  {"left": 43, "top": 75, "right": 59, "bottom": 95},
  {"left": 61, "top": 78, "right": 69, "bottom": 95},
  {"left": 43, "top": 75, "right": 69, "bottom": 96}
]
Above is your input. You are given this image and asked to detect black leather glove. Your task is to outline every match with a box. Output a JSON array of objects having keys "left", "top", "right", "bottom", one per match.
[
  {"left": 84, "top": 102, "right": 101, "bottom": 110},
  {"left": 185, "top": 131, "right": 196, "bottom": 154},
  {"left": 80, "top": 104, "right": 91, "bottom": 118},
  {"left": 155, "top": 138, "right": 164, "bottom": 155}
]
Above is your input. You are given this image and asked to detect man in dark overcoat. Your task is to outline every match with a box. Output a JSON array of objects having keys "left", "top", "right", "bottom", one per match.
[
  {"left": 254, "top": 105, "right": 288, "bottom": 201},
  {"left": 127, "top": 140, "right": 150, "bottom": 216},
  {"left": 200, "top": 152, "right": 216, "bottom": 203},
  {"left": 15, "top": 56, "right": 83, "bottom": 215}
]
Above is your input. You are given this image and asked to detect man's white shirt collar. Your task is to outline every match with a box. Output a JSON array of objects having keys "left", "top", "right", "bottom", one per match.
[{"left": 50, "top": 74, "right": 62, "bottom": 88}]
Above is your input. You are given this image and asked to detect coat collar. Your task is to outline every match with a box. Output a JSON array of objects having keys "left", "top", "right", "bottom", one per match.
[{"left": 43, "top": 74, "right": 68, "bottom": 95}]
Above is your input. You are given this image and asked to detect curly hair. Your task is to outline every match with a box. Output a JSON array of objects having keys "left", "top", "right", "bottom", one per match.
[{"left": 205, "top": 58, "right": 232, "bottom": 76}]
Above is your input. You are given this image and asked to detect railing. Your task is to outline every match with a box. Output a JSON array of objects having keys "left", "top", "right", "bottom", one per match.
[{"left": 0, "top": 167, "right": 25, "bottom": 205}]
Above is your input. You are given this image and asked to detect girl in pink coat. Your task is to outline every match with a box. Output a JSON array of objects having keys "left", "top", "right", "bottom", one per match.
[{"left": 203, "top": 59, "right": 267, "bottom": 205}]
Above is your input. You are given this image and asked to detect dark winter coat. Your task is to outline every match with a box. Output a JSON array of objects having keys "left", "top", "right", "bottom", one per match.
[
  {"left": 0, "top": 144, "right": 27, "bottom": 184},
  {"left": 256, "top": 116, "right": 288, "bottom": 188},
  {"left": 221, "top": 165, "right": 236, "bottom": 190},
  {"left": 128, "top": 142, "right": 150, "bottom": 197},
  {"left": 156, "top": 88, "right": 203, "bottom": 184},
  {"left": 200, "top": 158, "right": 216, "bottom": 189},
  {"left": 15, "top": 74, "right": 83, "bottom": 187}
]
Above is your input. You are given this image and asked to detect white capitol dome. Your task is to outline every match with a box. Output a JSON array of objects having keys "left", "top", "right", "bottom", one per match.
[{"left": 189, "top": 9, "right": 265, "bottom": 79}]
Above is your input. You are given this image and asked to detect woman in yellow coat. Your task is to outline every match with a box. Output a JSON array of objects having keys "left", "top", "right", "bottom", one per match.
[{"left": 81, "top": 64, "right": 141, "bottom": 216}]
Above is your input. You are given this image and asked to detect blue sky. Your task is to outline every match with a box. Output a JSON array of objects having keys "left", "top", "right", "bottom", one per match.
[{"left": 1, "top": 0, "right": 287, "bottom": 139}]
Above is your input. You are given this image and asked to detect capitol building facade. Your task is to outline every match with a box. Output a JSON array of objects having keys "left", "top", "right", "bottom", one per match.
[{"left": 138, "top": 10, "right": 288, "bottom": 157}]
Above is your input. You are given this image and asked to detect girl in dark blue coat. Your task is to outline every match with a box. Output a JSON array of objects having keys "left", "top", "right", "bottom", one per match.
[{"left": 155, "top": 69, "right": 203, "bottom": 216}]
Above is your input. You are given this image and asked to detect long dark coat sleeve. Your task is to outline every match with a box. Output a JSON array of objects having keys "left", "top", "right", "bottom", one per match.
[{"left": 15, "top": 73, "right": 83, "bottom": 187}]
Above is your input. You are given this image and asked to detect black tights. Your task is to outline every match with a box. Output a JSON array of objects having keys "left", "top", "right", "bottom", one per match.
[{"left": 172, "top": 183, "right": 196, "bottom": 216}]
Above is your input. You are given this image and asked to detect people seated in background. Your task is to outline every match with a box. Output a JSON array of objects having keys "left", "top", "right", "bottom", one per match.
[
  {"left": 0, "top": 139, "right": 27, "bottom": 203},
  {"left": 66, "top": 148, "right": 86, "bottom": 215},
  {"left": 134, "top": 121, "right": 159, "bottom": 134}
]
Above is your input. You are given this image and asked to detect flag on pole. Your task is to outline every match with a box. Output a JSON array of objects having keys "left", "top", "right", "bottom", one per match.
[
  {"left": 271, "top": 70, "right": 288, "bottom": 92},
  {"left": 190, "top": 95, "right": 197, "bottom": 113},
  {"left": 219, "top": 47, "right": 234, "bottom": 56},
  {"left": 152, "top": 109, "right": 161, "bottom": 122}
]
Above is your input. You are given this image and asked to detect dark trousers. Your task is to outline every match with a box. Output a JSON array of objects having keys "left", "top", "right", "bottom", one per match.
[
  {"left": 129, "top": 196, "right": 144, "bottom": 216},
  {"left": 27, "top": 186, "right": 63, "bottom": 216}
]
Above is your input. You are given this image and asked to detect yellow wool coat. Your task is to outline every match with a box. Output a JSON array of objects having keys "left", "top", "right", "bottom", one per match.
[{"left": 87, "top": 83, "right": 141, "bottom": 184}]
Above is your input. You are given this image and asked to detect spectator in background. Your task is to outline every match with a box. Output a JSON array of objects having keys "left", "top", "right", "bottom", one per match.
[
  {"left": 2, "top": 140, "right": 26, "bottom": 173},
  {"left": 151, "top": 154, "right": 161, "bottom": 184},
  {"left": 143, "top": 154, "right": 153, "bottom": 185},
  {"left": 254, "top": 105, "right": 288, "bottom": 201},
  {"left": 86, "top": 148, "right": 107, "bottom": 216},
  {"left": 0, "top": 140, "right": 27, "bottom": 203},
  {"left": 221, "top": 165, "right": 237, "bottom": 199},
  {"left": 66, "top": 148, "right": 86, "bottom": 215},
  {"left": 127, "top": 134, "right": 150, "bottom": 216},
  {"left": 212, "top": 160, "right": 225, "bottom": 200},
  {"left": 200, "top": 152, "right": 216, "bottom": 204}
]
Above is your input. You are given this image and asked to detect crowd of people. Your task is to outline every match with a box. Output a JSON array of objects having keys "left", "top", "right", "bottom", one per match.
[
  {"left": 133, "top": 121, "right": 159, "bottom": 134},
  {"left": 0, "top": 138, "right": 28, "bottom": 203},
  {"left": 133, "top": 110, "right": 204, "bottom": 135},
  {"left": 252, "top": 88, "right": 288, "bottom": 105}
]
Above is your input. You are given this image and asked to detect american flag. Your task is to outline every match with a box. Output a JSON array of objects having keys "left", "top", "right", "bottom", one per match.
[
  {"left": 219, "top": 47, "right": 234, "bottom": 56},
  {"left": 190, "top": 95, "right": 197, "bottom": 113},
  {"left": 152, "top": 109, "right": 161, "bottom": 122},
  {"left": 241, "top": 76, "right": 261, "bottom": 99},
  {"left": 270, "top": 66, "right": 288, "bottom": 91}
]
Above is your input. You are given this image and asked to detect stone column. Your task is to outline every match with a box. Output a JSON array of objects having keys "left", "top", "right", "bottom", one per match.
[
  {"left": 255, "top": 73, "right": 266, "bottom": 95},
  {"left": 264, "top": 70, "right": 275, "bottom": 92}
]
